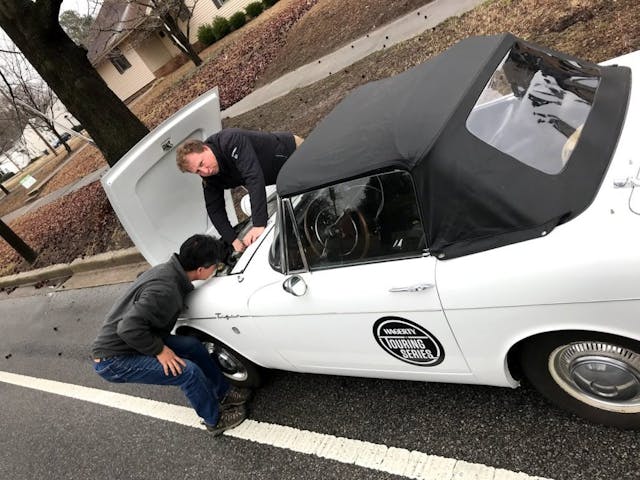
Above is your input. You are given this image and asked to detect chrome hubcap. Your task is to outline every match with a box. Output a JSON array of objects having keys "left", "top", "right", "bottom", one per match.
[
  {"left": 549, "top": 341, "right": 640, "bottom": 413},
  {"left": 203, "top": 341, "right": 248, "bottom": 382}
]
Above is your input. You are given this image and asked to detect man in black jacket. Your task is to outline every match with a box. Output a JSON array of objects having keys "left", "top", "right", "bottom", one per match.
[
  {"left": 176, "top": 128, "right": 303, "bottom": 252},
  {"left": 91, "top": 234, "right": 251, "bottom": 435}
]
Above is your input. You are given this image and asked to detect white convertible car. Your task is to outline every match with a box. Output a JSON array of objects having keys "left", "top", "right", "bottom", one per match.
[{"left": 103, "top": 34, "right": 640, "bottom": 428}]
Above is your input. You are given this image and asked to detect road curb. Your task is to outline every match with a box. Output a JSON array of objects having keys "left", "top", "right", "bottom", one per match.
[
  {"left": 0, "top": 247, "right": 145, "bottom": 289},
  {"left": 69, "top": 248, "right": 145, "bottom": 274}
]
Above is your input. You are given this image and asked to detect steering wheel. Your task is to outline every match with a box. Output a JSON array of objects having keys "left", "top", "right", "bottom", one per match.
[{"left": 303, "top": 186, "right": 375, "bottom": 261}]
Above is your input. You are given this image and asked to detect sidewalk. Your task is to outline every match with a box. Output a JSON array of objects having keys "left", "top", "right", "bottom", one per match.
[
  {"left": 0, "top": 0, "right": 483, "bottom": 292},
  {"left": 223, "top": 0, "right": 483, "bottom": 118},
  {"left": 1, "top": 147, "right": 106, "bottom": 224}
]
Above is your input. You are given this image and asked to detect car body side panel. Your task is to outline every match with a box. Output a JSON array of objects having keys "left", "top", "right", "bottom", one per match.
[
  {"left": 601, "top": 52, "right": 640, "bottom": 216},
  {"left": 176, "top": 229, "right": 293, "bottom": 369},
  {"left": 175, "top": 313, "right": 295, "bottom": 371},
  {"left": 444, "top": 299, "right": 640, "bottom": 387},
  {"left": 436, "top": 199, "right": 640, "bottom": 310},
  {"left": 245, "top": 248, "right": 471, "bottom": 377}
]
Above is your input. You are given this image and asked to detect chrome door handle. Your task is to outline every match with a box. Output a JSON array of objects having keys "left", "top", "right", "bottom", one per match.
[
  {"left": 613, "top": 177, "right": 640, "bottom": 188},
  {"left": 389, "top": 283, "right": 434, "bottom": 293}
]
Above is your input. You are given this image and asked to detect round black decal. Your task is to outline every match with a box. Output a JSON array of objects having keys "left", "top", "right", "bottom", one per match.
[{"left": 373, "top": 317, "right": 444, "bottom": 366}]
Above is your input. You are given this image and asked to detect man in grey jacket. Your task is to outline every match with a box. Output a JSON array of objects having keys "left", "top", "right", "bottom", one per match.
[{"left": 91, "top": 234, "right": 250, "bottom": 435}]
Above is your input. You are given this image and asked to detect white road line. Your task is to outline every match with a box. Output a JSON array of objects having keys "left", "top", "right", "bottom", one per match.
[{"left": 0, "top": 371, "right": 552, "bottom": 480}]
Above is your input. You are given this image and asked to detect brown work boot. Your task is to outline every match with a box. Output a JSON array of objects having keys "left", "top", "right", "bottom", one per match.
[
  {"left": 220, "top": 386, "right": 252, "bottom": 409},
  {"left": 203, "top": 406, "right": 246, "bottom": 436}
]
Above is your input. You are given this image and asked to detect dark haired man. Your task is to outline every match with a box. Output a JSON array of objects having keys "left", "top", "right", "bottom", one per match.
[
  {"left": 176, "top": 128, "right": 303, "bottom": 253},
  {"left": 91, "top": 234, "right": 251, "bottom": 435}
]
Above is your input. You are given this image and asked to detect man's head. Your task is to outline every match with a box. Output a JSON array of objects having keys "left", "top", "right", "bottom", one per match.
[
  {"left": 177, "top": 234, "right": 226, "bottom": 280},
  {"left": 176, "top": 139, "right": 219, "bottom": 177}
]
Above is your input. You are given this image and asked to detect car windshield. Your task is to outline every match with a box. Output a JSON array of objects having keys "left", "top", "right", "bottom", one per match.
[
  {"left": 466, "top": 41, "right": 601, "bottom": 174},
  {"left": 218, "top": 192, "right": 278, "bottom": 276},
  {"left": 235, "top": 191, "right": 278, "bottom": 240},
  {"left": 269, "top": 171, "right": 426, "bottom": 273}
]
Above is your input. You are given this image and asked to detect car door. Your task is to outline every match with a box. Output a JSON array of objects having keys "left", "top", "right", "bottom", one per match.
[{"left": 247, "top": 171, "right": 471, "bottom": 381}]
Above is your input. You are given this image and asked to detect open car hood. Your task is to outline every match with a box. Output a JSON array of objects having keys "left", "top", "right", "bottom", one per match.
[{"left": 102, "top": 89, "right": 238, "bottom": 265}]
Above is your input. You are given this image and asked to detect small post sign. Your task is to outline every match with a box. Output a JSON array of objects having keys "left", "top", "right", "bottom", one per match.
[{"left": 19, "top": 175, "right": 36, "bottom": 189}]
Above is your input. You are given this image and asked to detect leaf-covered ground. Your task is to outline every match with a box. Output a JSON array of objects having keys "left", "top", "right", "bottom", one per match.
[
  {"left": 1, "top": 0, "right": 638, "bottom": 276},
  {"left": 0, "top": 182, "right": 132, "bottom": 276},
  {"left": 226, "top": 0, "right": 640, "bottom": 137}
]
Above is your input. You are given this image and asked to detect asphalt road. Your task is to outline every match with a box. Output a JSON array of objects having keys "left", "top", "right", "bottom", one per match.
[{"left": 0, "top": 284, "right": 638, "bottom": 480}]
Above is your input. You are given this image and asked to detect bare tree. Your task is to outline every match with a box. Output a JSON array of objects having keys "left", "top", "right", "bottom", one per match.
[
  {"left": 0, "top": 0, "right": 150, "bottom": 168},
  {"left": 0, "top": 97, "right": 36, "bottom": 262},
  {"left": 0, "top": 50, "right": 70, "bottom": 154},
  {"left": 0, "top": 99, "right": 24, "bottom": 162},
  {"left": 0, "top": 103, "right": 22, "bottom": 194}
]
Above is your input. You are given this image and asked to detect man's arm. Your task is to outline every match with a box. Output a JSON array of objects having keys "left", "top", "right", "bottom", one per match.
[
  {"left": 229, "top": 134, "right": 268, "bottom": 226},
  {"left": 116, "top": 284, "right": 186, "bottom": 375},
  {"left": 203, "top": 181, "right": 243, "bottom": 251},
  {"left": 228, "top": 133, "right": 269, "bottom": 246}
]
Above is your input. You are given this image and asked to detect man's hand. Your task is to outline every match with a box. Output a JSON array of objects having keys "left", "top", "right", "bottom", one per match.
[
  {"left": 156, "top": 345, "right": 187, "bottom": 376},
  {"left": 243, "top": 226, "right": 265, "bottom": 247},
  {"left": 232, "top": 238, "right": 246, "bottom": 253}
]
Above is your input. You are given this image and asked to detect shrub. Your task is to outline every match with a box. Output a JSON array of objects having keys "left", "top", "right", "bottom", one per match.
[
  {"left": 229, "top": 11, "right": 247, "bottom": 30},
  {"left": 262, "top": 0, "right": 278, "bottom": 7},
  {"left": 211, "top": 16, "right": 231, "bottom": 40},
  {"left": 245, "top": 1, "right": 264, "bottom": 18},
  {"left": 197, "top": 24, "right": 217, "bottom": 46}
]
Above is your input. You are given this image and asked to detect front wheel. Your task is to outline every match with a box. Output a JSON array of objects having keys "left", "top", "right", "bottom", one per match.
[
  {"left": 183, "top": 330, "right": 263, "bottom": 388},
  {"left": 520, "top": 331, "right": 640, "bottom": 429}
]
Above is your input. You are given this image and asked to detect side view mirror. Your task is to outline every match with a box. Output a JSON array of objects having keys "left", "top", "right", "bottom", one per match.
[{"left": 283, "top": 275, "right": 307, "bottom": 297}]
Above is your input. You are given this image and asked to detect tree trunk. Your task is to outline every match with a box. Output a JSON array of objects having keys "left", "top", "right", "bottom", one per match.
[
  {"left": 0, "top": 0, "right": 149, "bottom": 167},
  {"left": 1, "top": 154, "right": 22, "bottom": 173},
  {"left": 162, "top": 13, "right": 202, "bottom": 67},
  {"left": 50, "top": 127, "right": 72, "bottom": 155},
  {"left": 27, "top": 121, "right": 56, "bottom": 155},
  {"left": 0, "top": 219, "right": 37, "bottom": 263}
]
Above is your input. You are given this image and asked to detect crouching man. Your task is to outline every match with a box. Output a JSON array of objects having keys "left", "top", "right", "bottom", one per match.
[{"left": 91, "top": 234, "right": 251, "bottom": 435}]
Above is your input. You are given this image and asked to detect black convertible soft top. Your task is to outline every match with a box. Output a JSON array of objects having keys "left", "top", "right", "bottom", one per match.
[{"left": 276, "top": 34, "right": 630, "bottom": 259}]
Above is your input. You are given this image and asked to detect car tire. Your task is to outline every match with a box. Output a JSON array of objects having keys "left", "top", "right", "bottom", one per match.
[
  {"left": 520, "top": 331, "right": 640, "bottom": 429},
  {"left": 184, "top": 331, "right": 264, "bottom": 388}
]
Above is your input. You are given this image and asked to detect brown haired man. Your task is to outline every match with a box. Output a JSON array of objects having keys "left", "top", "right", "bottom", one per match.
[{"left": 177, "top": 128, "right": 303, "bottom": 253}]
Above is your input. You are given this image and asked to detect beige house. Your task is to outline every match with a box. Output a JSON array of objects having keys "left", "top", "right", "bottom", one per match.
[{"left": 87, "top": 0, "right": 258, "bottom": 102}]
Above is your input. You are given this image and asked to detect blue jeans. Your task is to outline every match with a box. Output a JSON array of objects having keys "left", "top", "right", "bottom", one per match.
[{"left": 94, "top": 335, "right": 229, "bottom": 425}]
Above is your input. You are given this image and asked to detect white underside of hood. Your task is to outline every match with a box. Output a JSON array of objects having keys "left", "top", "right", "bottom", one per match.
[{"left": 102, "top": 88, "right": 238, "bottom": 265}]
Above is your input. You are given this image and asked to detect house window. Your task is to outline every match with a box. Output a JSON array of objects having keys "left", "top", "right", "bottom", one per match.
[
  {"left": 211, "top": 0, "right": 228, "bottom": 8},
  {"left": 109, "top": 48, "right": 132, "bottom": 74}
]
